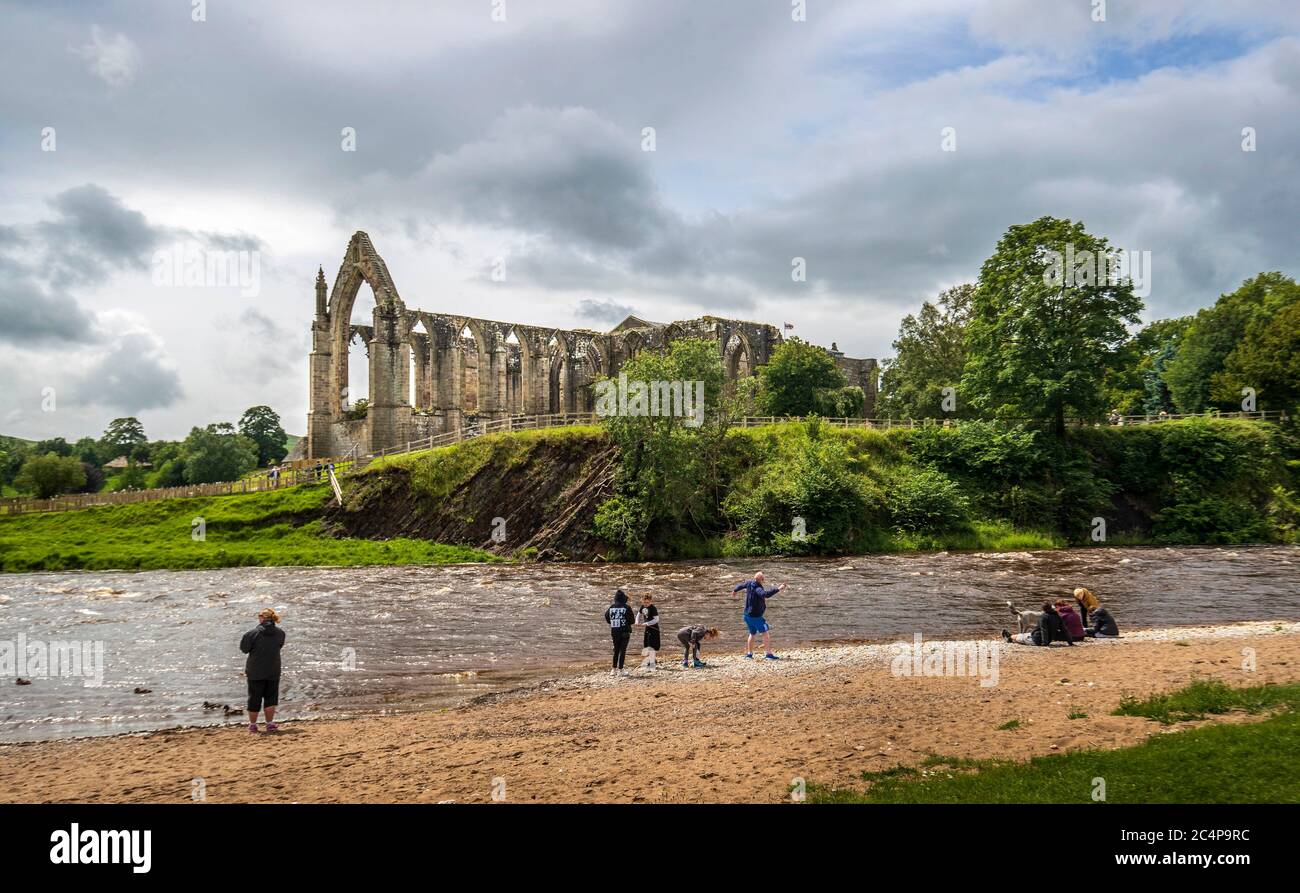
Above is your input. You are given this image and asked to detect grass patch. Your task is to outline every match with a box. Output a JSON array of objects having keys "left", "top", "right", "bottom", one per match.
[
  {"left": 0, "top": 479, "right": 498, "bottom": 572},
  {"left": 1112, "top": 679, "right": 1300, "bottom": 724},
  {"left": 808, "top": 683, "right": 1300, "bottom": 804},
  {"left": 996, "top": 719, "right": 1021, "bottom": 731}
]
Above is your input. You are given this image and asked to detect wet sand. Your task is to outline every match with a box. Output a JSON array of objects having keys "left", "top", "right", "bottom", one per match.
[{"left": 0, "top": 621, "right": 1296, "bottom": 803}]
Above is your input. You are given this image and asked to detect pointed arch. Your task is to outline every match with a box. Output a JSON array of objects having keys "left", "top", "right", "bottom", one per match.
[{"left": 326, "top": 232, "right": 408, "bottom": 416}]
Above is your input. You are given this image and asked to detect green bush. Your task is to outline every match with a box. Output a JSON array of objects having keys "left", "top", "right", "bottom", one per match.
[
  {"left": 886, "top": 466, "right": 970, "bottom": 533},
  {"left": 593, "top": 494, "right": 649, "bottom": 557},
  {"left": 725, "top": 422, "right": 876, "bottom": 555}
]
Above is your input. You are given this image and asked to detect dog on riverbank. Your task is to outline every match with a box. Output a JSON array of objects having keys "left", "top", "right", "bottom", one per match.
[{"left": 1007, "top": 601, "right": 1043, "bottom": 634}]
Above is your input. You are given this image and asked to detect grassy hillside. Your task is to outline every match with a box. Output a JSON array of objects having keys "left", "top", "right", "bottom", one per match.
[{"left": 0, "top": 479, "right": 497, "bottom": 572}]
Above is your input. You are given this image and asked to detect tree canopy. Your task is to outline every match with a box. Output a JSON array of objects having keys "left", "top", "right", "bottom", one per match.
[
  {"left": 238, "top": 405, "right": 289, "bottom": 467},
  {"left": 963, "top": 216, "right": 1143, "bottom": 434}
]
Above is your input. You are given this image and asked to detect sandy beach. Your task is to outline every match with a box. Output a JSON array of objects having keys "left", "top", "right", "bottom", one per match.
[{"left": 1, "top": 620, "right": 1296, "bottom": 804}]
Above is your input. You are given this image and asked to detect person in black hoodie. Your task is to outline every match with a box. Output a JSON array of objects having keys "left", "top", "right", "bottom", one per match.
[
  {"left": 240, "top": 608, "right": 287, "bottom": 732},
  {"left": 1002, "top": 603, "right": 1073, "bottom": 646},
  {"left": 604, "top": 590, "right": 635, "bottom": 676}
]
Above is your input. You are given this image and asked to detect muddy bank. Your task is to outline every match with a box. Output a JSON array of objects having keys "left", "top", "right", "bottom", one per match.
[
  {"left": 325, "top": 435, "right": 618, "bottom": 560},
  {"left": 1, "top": 622, "right": 1295, "bottom": 804}
]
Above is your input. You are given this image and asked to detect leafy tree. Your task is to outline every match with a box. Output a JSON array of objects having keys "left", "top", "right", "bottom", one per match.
[
  {"left": 879, "top": 284, "right": 973, "bottom": 418},
  {"left": 14, "top": 453, "right": 86, "bottom": 498},
  {"left": 1101, "top": 317, "right": 1190, "bottom": 417},
  {"left": 238, "top": 405, "right": 289, "bottom": 466},
  {"left": 1210, "top": 296, "right": 1300, "bottom": 413},
  {"left": 1139, "top": 318, "right": 1193, "bottom": 415},
  {"left": 72, "top": 437, "right": 104, "bottom": 466},
  {"left": 0, "top": 442, "right": 31, "bottom": 489},
  {"left": 1164, "top": 273, "right": 1299, "bottom": 412},
  {"left": 34, "top": 437, "right": 72, "bottom": 457},
  {"left": 76, "top": 461, "right": 105, "bottom": 493},
  {"left": 180, "top": 423, "right": 258, "bottom": 484},
  {"left": 151, "top": 458, "right": 187, "bottom": 488},
  {"left": 147, "top": 440, "right": 182, "bottom": 467},
  {"left": 756, "top": 337, "right": 857, "bottom": 417},
  {"left": 594, "top": 337, "right": 729, "bottom": 556},
  {"left": 964, "top": 217, "right": 1143, "bottom": 435},
  {"left": 101, "top": 417, "right": 147, "bottom": 461}
]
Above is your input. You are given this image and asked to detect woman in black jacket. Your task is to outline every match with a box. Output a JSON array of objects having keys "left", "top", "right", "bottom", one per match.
[{"left": 240, "top": 608, "right": 286, "bottom": 732}]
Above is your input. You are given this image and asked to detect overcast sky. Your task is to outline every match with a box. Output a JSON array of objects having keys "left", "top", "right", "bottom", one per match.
[{"left": 1, "top": 0, "right": 1298, "bottom": 441}]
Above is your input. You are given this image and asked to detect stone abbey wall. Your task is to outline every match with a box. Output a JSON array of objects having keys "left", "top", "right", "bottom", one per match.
[{"left": 306, "top": 232, "right": 877, "bottom": 458}]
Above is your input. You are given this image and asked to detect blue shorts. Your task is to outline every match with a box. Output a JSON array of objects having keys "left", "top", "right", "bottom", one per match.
[{"left": 744, "top": 614, "right": 769, "bottom": 635}]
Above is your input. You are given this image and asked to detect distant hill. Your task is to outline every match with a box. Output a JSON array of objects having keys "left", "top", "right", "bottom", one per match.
[{"left": 0, "top": 435, "right": 35, "bottom": 450}]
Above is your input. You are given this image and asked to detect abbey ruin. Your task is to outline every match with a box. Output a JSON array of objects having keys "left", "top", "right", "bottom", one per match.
[{"left": 305, "top": 232, "right": 878, "bottom": 458}]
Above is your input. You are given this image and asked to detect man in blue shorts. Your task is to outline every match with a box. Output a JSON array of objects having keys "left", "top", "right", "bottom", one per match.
[{"left": 733, "top": 571, "right": 785, "bottom": 660}]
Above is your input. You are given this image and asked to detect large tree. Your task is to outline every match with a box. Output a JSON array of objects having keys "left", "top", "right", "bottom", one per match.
[
  {"left": 756, "top": 337, "right": 863, "bottom": 417},
  {"left": 594, "top": 337, "right": 729, "bottom": 555},
  {"left": 1164, "top": 272, "right": 1299, "bottom": 413},
  {"left": 963, "top": 217, "right": 1143, "bottom": 435},
  {"left": 878, "top": 284, "right": 972, "bottom": 419},
  {"left": 1212, "top": 299, "right": 1300, "bottom": 413},
  {"left": 14, "top": 453, "right": 86, "bottom": 499},
  {"left": 238, "top": 405, "right": 289, "bottom": 467},
  {"left": 101, "top": 417, "right": 148, "bottom": 461},
  {"left": 180, "top": 423, "right": 258, "bottom": 484}
]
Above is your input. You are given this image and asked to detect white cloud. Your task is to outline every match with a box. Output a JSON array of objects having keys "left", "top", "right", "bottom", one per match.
[{"left": 73, "top": 26, "right": 140, "bottom": 88}]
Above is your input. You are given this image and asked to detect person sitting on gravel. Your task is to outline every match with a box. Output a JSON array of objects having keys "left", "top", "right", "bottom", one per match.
[
  {"left": 1085, "top": 604, "right": 1120, "bottom": 638},
  {"left": 1002, "top": 603, "right": 1072, "bottom": 647},
  {"left": 1054, "top": 599, "right": 1087, "bottom": 643},
  {"left": 1071, "top": 587, "right": 1120, "bottom": 637},
  {"left": 677, "top": 625, "right": 719, "bottom": 668}
]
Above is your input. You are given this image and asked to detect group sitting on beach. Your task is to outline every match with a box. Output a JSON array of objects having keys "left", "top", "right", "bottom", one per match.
[
  {"left": 602, "top": 570, "right": 785, "bottom": 676},
  {"left": 1001, "top": 587, "right": 1120, "bottom": 647}
]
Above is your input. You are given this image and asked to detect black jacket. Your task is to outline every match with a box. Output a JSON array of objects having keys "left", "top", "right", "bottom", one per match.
[
  {"left": 240, "top": 621, "right": 286, "bottom": 680},
  {"left": 604, "top": 594, "right": 635, "bottom": 633},
  {"left": 1035, "top": 609, "right": 1072, "bottom": 646},
  {"left": 1090, "top": 607, "right": 1119, "bottom": 637}
]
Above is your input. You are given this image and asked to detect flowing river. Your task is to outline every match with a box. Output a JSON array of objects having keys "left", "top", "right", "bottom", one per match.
[{"left": 1, "top": 545, "right": 1296, "bottom": 742}]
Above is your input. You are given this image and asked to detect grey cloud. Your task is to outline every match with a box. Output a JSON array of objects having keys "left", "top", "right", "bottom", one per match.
[
  {"left": 0, "top": 257, "right": 100, "bottom": 345},
  {"left": 78, "top": 332, "right": 183, "bottom": 412},
  {"left": 575, "top": 298, "right": 639, "bottom": 326},
  {"left": 39, "top": 184, "right": 162, "bottom": 286}
]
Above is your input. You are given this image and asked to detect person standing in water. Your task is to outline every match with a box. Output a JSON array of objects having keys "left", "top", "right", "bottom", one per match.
[
  {"left": 240, "top": 608, "right": 286, "bottom": 732},
  {"left": 604, "top": 589, "right": 635, "bottom": 676},
  {"left": 733, "top": 571, "right": 785, "bottom": 660}
]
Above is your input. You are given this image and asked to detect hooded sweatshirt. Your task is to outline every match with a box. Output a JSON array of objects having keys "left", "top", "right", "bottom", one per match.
[
  {"left": 734, "top": 579, "right": 780, "bottom": 617},
  {"left": 604, "top": 591, "right": 635, "bottom": 633}
]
